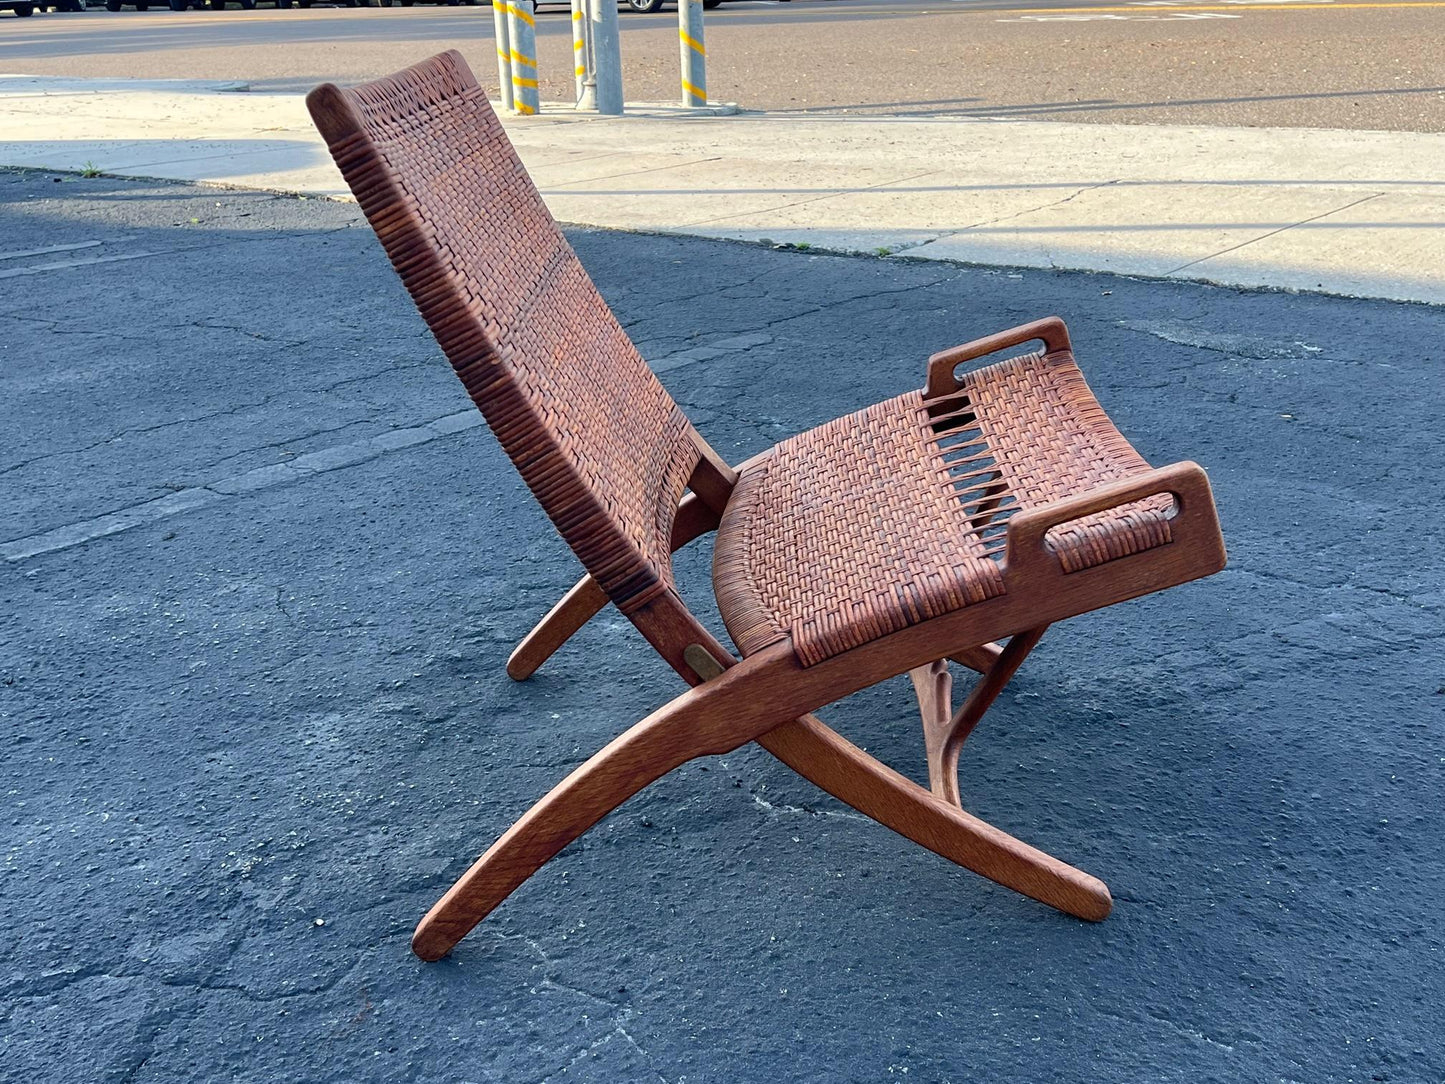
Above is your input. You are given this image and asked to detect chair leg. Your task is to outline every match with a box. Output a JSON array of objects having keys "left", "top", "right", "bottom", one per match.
[
  {"left": 412, "top": 651, "right": 795, "bottom": 960},
  {"left": 950, "top": 642, "right": 1002, "bottom": 674},
  {"left": 755, "top": 712, "right": 1111, "bottom": 922},
  {"left": 506, "top": 574, "right": 609, "bottom": 681},
  {"left": 506, "top": 494, "right": 723, "bottom": 681},
  {"left": 918, "top": 626, "right": 1049, "bottom": 807},
  {"left": 909, "top": 659, "right": 956, "bottom": 801}
]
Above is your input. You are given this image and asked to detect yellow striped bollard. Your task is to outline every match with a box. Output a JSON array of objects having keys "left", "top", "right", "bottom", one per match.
[
  {"left": 493, "top": 0, "right": 515, "bottom": 113},
  {"left": 677, "top": 0, "right": 706, "bottom": 108},
  {"left": 506, "top": 0, "right": 540, "bottom": 115},
  {"left": 570, "top": 0, "right": 593, "bottom": 109}
]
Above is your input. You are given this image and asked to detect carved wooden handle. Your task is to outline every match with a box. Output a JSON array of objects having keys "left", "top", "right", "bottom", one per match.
[
  {"left": 924, "top": 316, "right": 1072, "bottom": 399},
  {"left": 1003, "top": 461, "right": 1215, "bottom": 585}
]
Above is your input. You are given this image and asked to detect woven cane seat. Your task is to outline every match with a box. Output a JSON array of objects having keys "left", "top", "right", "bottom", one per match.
[{"left": 713, "top": 350, "right": 1174, "bottom": 667}]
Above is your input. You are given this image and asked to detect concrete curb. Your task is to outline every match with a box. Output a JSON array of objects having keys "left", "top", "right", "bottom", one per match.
[{"left": 1, "top": 74, "right": 1441, "bottom": 304}]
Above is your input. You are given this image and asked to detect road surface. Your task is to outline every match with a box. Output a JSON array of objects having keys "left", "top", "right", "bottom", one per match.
[{"left": 2, "top": 0, "right": 1443, "bottom": 130}]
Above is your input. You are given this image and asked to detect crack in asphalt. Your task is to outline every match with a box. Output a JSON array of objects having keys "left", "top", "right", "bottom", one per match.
[{"left": 0, "top": 359, "right": 438, "bottom": 481}]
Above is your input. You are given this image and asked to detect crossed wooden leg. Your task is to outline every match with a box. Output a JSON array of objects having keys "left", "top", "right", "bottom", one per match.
[
  {"left": 457, "top": 520, "right": 1097, "bottom": 961},
  {"left": 412, "top": 649, "right": 795, "bottom": 961},
  {"left": 911, "top": 627, "right": 1049, "bottom": 806},
  {"left": 756, "top": 714, "right": 1111, "bottom": 922},
  {"left": 506, "top": 495, "right": 723, "bottom": 683},
  {"left": 417, "top": 621, "right": 1106, "bottom": 960},
  {"left": 677, "top": 639, "right": 1107, "bottom": 922},
  {"left": 506, "top": 575, "right": 609, "bottom": 681}
]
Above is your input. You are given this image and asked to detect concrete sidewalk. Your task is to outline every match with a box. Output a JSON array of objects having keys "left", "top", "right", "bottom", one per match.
[{"left": 2, "top": 74, "right": 1443, "bottom": 304}]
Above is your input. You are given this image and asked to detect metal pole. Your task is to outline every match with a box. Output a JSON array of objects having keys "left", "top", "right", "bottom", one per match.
[
  {"left": 506, "top": 0, "right": 541, "bottom": 115},
  {"left": 589, "top": 0, "right": 624, "bottom": 116},
  {"left": 579, "top": 0, "right": 599, "bottom": 111},
  {"left": 493, "top": 0, "right": 515, "bottom": 114},
  {"left": 571, "top": 0, "right": 594, "bottom": 110},
  {"left": 677, "top": 0, "right": 706, "bottom": 108}
]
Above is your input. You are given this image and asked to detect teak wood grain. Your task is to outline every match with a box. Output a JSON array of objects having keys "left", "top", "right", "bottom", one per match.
[{"left": 307, "top": 50, "right": 1228, "bottom": 962}]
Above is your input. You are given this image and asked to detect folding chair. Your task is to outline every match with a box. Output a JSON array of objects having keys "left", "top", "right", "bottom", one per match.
[{"left": 306, "top": 51, "right": 1227, "bottom": 962}]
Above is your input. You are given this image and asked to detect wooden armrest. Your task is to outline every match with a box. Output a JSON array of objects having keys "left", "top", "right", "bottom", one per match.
[
  {"left": 925, "top": 316, "right": 1072, "bottom": 399},
  {"left": 1003, "top": 462, "right": 1214, "bottom": 583}
]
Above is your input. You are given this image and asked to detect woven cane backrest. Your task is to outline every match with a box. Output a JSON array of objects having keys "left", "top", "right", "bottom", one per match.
[{"left": 308, "top": 51, "right": 701, "bottom": 614}]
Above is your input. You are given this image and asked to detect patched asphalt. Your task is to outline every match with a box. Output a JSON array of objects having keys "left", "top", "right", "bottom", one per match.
[{"left": 2, "top": 170, "right": 1442, "bottom": 1083}]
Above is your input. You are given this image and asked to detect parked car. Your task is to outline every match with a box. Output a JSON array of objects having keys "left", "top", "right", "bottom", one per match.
[
  {"left": 619, "top": 0, "right": 724, "bottom": 9},
  {"left": 615, "top": 0, "right": 725, "bottom": 9},
  {"left": 1, "top": 0, "right": 37, "bottom": 13}
]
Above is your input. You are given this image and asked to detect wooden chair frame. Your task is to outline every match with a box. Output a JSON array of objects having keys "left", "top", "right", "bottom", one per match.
[
  {"left": 413, "top": 426, "right": 1222, "bottom": 960},
  {"left": 304, "top": 52, "right": 1228, "bottom": 963}
]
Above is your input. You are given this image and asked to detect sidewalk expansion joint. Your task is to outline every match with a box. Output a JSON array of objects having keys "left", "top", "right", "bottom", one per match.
[
  {"left": 896, "top": 180, "right": 1123, "bottom": 255},
  {"left": 1164, "top": 191, "right": 1387, "bottom": 275},
  {"left": 962, "top": 179, "right": 1121, "bottom": 231},
  {"left": 676, "top": 168, "right": 946, "bottom": 229},
  {"left": 539, "top": 156, "right": 723, "bottom": 190}
]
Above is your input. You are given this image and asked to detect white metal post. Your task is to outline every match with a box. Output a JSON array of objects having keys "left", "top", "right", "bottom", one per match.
[
  {"left": 506, "top": 0, "right": 541, "bottom": 115},
  {"left": 493, "top": 0, "right": 515, "bottom": 113},
  {"left": 677, "top": 0, "right": 706, "bottom": 108},
  {"left": 589, "top": 0, "right": 624, "bottom": 116}
]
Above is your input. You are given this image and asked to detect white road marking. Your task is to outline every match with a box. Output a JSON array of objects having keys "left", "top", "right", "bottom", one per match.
[
  {"left": 0, "top": 241, "right": 103, "bottom": 263},
  {"left": 1131, "top": 0, "right": 1328, "bottom": 4},
  {"left": 1, "top": 410, "right": 485, "bottom": 562},
  {"left": 999, "top": 10, "right": 1241, "bottom": 16}
]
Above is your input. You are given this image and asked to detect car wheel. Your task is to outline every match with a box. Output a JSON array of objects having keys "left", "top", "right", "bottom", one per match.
[
  {"left": 106, "top": 0, "right": 122, "bottom": 8},
  {"left": 15, "top": 3, "right": 35, "bottom": 12},
  {"left": 168, "top": 0, "right": 186, "bottom": 9},
  {"left": 625, "top": 0, "right": 664, "bottom": 11}
]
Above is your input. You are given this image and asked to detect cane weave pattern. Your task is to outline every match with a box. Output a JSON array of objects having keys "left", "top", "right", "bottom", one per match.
[
  {"left": 309, "top": 51, "right": 699, "bottom": 613},
  {"left": 713, "top": 350, "right": 1173, "bottom": 667},
  {"left": 310, "top": 51, "right": 1175, "bottom": 669}
]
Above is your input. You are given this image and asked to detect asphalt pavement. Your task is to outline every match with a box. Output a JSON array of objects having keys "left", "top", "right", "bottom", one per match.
[
  {"left": 3, "top": 0, "right": 1443, "bottom": 131},
  {"left": 2, "top": 169, "right": 1442, "bottom": 1083}
]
